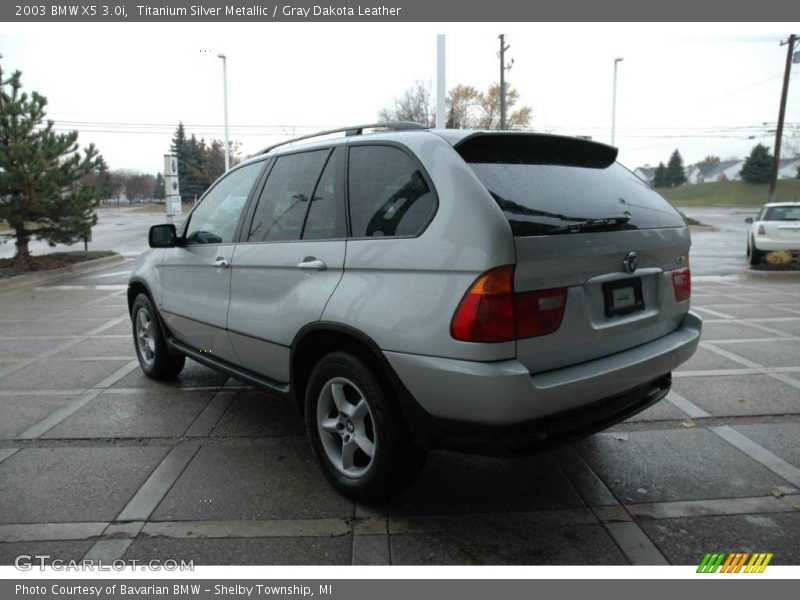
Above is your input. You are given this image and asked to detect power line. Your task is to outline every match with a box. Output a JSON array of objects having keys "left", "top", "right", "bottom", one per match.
[
  {"left": 44, "top": 120, "right": 797, "bottom": 134},
  {"left": 47, "top": 119, "right": 338, "bottom": 129}
]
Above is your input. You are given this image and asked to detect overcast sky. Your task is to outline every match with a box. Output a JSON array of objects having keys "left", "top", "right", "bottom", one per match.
[{"left": 1, "top": 22, "right": 798, "bottom": 175}]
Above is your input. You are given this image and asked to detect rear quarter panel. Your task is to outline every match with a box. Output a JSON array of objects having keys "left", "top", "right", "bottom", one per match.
[{"left": 321, "top": 133, "right": 517, "bottom": 361}]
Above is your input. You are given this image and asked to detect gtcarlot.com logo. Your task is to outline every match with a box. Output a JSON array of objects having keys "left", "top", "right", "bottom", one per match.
[{"left": 697, "top": 552, "right": 773, "bottom": 573}]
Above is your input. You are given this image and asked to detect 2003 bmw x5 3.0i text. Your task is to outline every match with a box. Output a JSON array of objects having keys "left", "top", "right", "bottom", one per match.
[{"left": 128, "top": 123, "right": 702, "bottom": 499}]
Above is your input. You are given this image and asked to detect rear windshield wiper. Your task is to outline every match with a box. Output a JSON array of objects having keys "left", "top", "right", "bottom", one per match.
[{"left": 550, "top": 214, "right": 632, "bottom": 234}]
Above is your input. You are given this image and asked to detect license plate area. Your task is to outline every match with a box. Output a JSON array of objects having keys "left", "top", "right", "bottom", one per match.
[{"left": 602, "top": 278, "right": 644, "bottom": 318}]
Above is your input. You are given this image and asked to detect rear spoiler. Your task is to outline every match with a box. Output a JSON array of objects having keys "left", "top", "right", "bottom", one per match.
[{"left": 454, "top": 132, "right": 618, "bottom": 169}]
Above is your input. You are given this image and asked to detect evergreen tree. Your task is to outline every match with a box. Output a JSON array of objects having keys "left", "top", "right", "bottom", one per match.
[
  {"left": 169, "top": 124, "right": 240, "bottom": 201},
  {"left": 652, "top": 162, "right": 667, "bottom": 188},
  {"left": 665, "top": 150, "right": 687, "bottom": 187},
  {"left": 82, "top": 156, "right": 113, "bottom": 201},
  {"left": 169, "top": 122, "right": 193, "bottom": 202},
  {"left": 182, "top": 134, "right": 207, "bottom": 201},
  {"left": 0, "top": 60, "right": 105, "bottom": 258},
  {"left": 200, "top": 139, "right": 226, "bottom": 189},
  {"left": 740, "top": 144, "right": 773, "bottom": 184}
]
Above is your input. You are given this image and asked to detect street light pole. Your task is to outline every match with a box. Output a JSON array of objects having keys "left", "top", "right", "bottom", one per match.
[
  {"left": 611, "top": 57, "right": 623, "bottom": 146},
  {"left": 436, "top": 34, "right": 446, "bottom": 128},
  {"left": 218, "top": 53, "right": 230, "bottom": 172}
]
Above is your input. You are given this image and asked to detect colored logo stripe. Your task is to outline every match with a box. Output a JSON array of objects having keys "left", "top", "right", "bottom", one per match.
[
  {"left": 697, "top": 553, "right": 726, "bottom": 573},
  {"left": 697, "top": 552, "right": 773, "bottom": 573},
  {"left": 745, "top": 553, "right": 773, "bottom": 573}
]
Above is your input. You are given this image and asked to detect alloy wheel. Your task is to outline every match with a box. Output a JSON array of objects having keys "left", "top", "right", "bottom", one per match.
[{"left": 316, "top": 377, "right": 377, "bottom": 478}]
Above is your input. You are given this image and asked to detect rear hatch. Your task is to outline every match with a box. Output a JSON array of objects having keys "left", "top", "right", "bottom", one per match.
[
  {"left": 456, "top": 133, "right": 690, "bottom": 373},
  {"left": 762, "top": 205, "right": 800, "bottom": 246}
]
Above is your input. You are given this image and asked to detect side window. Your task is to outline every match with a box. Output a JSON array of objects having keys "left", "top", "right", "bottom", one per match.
[
  {"left": 247, "top": 150, "right": 329, "bottom": 243},
  {"left": 302, "top": 150, "right": 346, "bottom": 240},
  {"left": 348, "top": 146, "right": 435, "bottom": 238},
  {"left": 185, "top": 161, "right": 264, "bottom": 245}
]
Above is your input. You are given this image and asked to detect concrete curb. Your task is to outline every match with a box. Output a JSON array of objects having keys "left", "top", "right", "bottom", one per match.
[
  {"left": 695, "top": 269, "right": 800, "bottom": 282},
  {"left": 0, "top": 253, "right": 126, "bottom": 293},
  {"left": 738, "top": 268, "right": 800, "bottom": 280}
]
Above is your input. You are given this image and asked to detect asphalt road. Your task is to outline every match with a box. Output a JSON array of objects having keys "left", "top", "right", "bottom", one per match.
[
  {"left": 1, "top": 261, "right": 799, "bottom": 566},
  {"left": 681, "top": 207, "right": 760, "bottom": 277}
]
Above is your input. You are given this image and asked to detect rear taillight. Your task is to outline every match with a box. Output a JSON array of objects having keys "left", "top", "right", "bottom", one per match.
[
  {"left": 451, "top": 265, "right": 568, "bottom": 343},
  {"left": 757, "top": 224, "right": 766, "bottom": 235},
  {"left": 451, "top": 265, "right": 515, "bottom": 343},
  {"left": 672, "top": 266, "right": 691, "bottom": 302}
]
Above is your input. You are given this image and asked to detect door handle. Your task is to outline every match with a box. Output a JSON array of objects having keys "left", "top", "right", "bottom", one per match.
[
  {"left": 213, "top": 257, "right": 229, "bottom": 269},
  {"left": 297, "top": 257, "right": 327, "bottom": 271}
]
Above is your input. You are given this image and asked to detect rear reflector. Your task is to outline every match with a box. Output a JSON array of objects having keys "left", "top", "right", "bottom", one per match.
[
  {"left": 515, "top": 288, "right": 568, "bottom": 338},
  {"left": 451, "top": 265, "right": 568, "bottom": 343},
  {"left": 671, "top": 267, "right": 691, "bottom": 302}
]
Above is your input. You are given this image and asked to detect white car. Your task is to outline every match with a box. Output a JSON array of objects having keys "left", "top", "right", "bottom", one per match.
[{"left": 746, "top": 202, "right": 800, "bottom": 265}]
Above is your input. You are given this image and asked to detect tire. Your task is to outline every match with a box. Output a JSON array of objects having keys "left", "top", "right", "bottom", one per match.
[
  {"left": 131, "top": 293, "right": 186, "bottom": 380},
  {"left": 304, "top": 351, "right": 427, "bottom": 500},
  {"left": 749, "top": 237, "right": 764, "bottom": 266}
]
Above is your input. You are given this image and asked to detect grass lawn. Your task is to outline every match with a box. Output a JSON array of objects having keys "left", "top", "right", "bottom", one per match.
[
  {"left": 0, "top": 250, "right": 116, "bottom": 278},
  {"left": 660, "top": 179, "right": 800, "bottom": 207},
  {"left": 0, "top": 220, "right": 46, "bottom": 235}
]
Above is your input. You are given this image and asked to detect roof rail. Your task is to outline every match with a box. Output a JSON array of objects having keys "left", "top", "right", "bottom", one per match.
[{"left": 255, "top": 121, "right": 425, "bottom": 155}]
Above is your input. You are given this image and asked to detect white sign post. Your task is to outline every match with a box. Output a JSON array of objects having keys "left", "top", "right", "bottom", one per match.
[{"left": 164, "top": 154, "right": 182, "bottom": 218}]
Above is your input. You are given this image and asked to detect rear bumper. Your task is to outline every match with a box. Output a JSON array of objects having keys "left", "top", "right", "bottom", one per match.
[
  {"left": 411, "top": 374, "right": 672, "bottom": 455},
  {"left": 753, "top": 237, "right": 800, "bottom": 252},
  {"left": 383, "top": 311, "right": 702, "bottom": 428}
]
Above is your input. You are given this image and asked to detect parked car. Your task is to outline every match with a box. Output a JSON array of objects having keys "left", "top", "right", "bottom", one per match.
[
  {"left": 128, "top": 123, "right": 701, "bottom": 499},
  {"left": 746, "top": 202, "right": 800, "bottom": 265}
]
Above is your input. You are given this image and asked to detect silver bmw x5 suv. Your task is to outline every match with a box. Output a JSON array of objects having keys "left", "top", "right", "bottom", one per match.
[{"left": 129, "top": 122, "right": 701, "bottom": 499}]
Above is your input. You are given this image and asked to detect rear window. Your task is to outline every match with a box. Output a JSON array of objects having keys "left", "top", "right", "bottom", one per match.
[
  {"left": 348, "top": 145, "right": 436, "bottom": 238},
  {"left": 764, "top": 206, "right": 800, "bottom": 221},
  {"left": 458, "top": 134, "right": 685, "bottom": 236}
]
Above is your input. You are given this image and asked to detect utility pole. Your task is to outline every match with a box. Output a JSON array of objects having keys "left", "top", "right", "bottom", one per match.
[
  {"left": 768, "top": 34, "right": 797, "bottom": 203},
  {"left": 498, "top": 35, "right": 513, "bottom": 130}
]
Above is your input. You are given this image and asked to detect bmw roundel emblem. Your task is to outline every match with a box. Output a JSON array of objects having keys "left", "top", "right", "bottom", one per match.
[{"left": 623, "top": 251, "right": 638, "bottom": 274}]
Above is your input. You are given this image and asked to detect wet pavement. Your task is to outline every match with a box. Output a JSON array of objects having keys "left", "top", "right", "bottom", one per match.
[
  {"left": 681, "top": 206, "right": 759, "bottom": 276},
  {"left": 1, "top": 205, "right": 760, "bottom": 277},
  {"left": 1, "top": 263, "right": 799, "bottom": 565},
  {"left": 0, "top": 206, "right": 182, "bottom": 260}
]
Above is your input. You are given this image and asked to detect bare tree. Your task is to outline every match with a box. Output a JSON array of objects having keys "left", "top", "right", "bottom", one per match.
[
  {"left": 378, "top": 81, "right": 434, "bottom": 127},
  {"left": 380, "top": 81, "right": 533, "bottom": 130},
  {"left": 477, "top": 83, "right": 532, "bottom": 130}
]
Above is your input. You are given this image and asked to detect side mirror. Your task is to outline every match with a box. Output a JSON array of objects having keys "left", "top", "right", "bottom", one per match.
[
  {"left": 149, "top": 224, "right": 178, "bottom": 248},
  {"left": 744, "top": 217, "right": 754, "bottom": 224}
]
